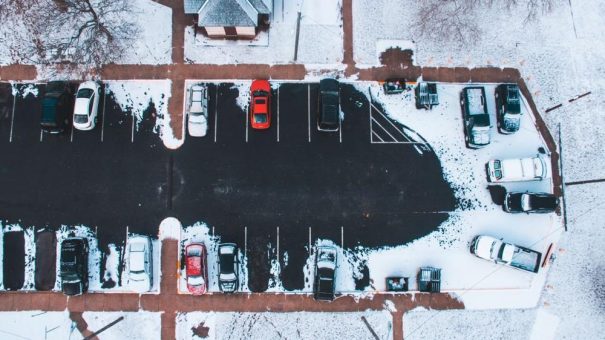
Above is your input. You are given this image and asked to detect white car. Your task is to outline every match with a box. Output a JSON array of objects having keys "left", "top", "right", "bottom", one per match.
[
  {"left": 126, "top": 236, "right": 153, "bottom": 293},
  {"left": 73, "top": 81, "right": 100, "bottom": 131},
  {"left": 187, "top": 84, "right": 208, "bottom": 137},
  {"left": 486, "top": 154, "right": 550, "bottom": 183}
]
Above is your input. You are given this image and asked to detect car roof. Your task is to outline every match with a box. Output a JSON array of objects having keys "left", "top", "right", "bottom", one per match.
[{"left": 320, "top": 78, "right": 339, "bottom": 92}]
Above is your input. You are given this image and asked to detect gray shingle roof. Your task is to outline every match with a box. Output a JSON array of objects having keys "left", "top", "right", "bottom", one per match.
[{"left": 184, "top": 0, "right": 272, "bottom": 26}]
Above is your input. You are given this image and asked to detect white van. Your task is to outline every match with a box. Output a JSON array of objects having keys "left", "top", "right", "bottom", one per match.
[{"left": 486, "top": 154, "right": 550, "bottom": 183}]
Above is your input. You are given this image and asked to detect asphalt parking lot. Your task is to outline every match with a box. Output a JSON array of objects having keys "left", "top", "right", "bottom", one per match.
[{"left": 0, "top": 81, "right": 457, "bottom": 292}]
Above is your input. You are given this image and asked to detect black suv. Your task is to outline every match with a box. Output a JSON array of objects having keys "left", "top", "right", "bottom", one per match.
[
  {"left": 60, "top": 237, "right": 89, "bottom": 296},
  {"left": 504, "top": 192, "right": 559, "bottom": 213},
  {"left": 495, "top": 84, "right": 522, "bottom": 134},
  {"left": 318, "top": 78, "right": 340, "bottom": 132},
  {"left": 41, "top": 81, "right": 73, "bottom": 134}
]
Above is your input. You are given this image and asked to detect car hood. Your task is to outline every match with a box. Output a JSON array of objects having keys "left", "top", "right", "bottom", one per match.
[
  {"left": 128, "top": 275, "right": 151, "bottom": 293},
  {"left": 62, "top": 282, "right": 83, "bottom": 296},
  {"left": 188, "top": 117, "right": 208, "bottom": 137}
]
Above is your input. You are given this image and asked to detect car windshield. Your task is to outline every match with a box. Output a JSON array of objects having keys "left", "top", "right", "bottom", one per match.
[
  {"left": 253, "top": 90, "right": 268, "bottom": 97},
  {"left": 495, "top": 169, "right": 502, "bottom": 180},
  {"left": 254, "top": 113, "right": 268, "bottom": 123},
  {"left": 74, "top": 114, "right": 88, "bottom": 124},
  {"left": 521, "top": 194, "right": 531, "bottom": 211},
  {"left": 188, "top": 276, "right": 205, "bottom": 286},
  {"left": 77, "top": 88, "right": 94, "bottom": 98},
  {"left": 220, "top": 254, "right": 234, "bottom": 274}
]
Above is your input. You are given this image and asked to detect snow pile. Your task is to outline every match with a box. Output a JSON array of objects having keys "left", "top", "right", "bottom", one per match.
[
  {"left": 0, "top": 311, "right": 73, "bottom": 339},
  {"left": 82, "top": 311, "right": 161, "bottom": 340},
  {"left": 230, "top": 81, "right": 252, "bottom": 113},
  {"left": 176, "top": 311, "right": 393, "bottom": 340},
  {"left": 102, "top": 244, "right": 120, "bottom": 288},
  {"left": 159, "top": 217, "right": 182, "bottom": 241},
  {"left": 184, "top": 0, "right": 343, "bottom": 66},
  {"left": 105, "top": 80, "right": 182, "bottom": 149},
  {"left": 13, "top": 83, "right": 39, "bottom": 98}
]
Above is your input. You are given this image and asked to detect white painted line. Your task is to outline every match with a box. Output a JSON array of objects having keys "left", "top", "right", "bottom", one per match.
[
  {"left": 368, "top": 96, "right": 372, "bottom": 144},
  {"left": 307, "top": 84, "right": 311, "bottom": 142},
  {"left": 95, "top": 226, "right": 98, "bottom": 237},
  {"left": 101, "top": 88, "right": 107, "bottom": 142},
  {"left": 341, "top": 226, "right": 344, "bottom": 248},
  {"left": 339, "top": 115, "right": 342, "bottom": 143},
  {"left": 371, "top": 116, "right": 399, "bottom": 142},
  {"left": 245, "top": 104, "right": 249, "bottom": 143},
  {"left": 39, "top": 129, "right": 43, "bottom": 142},
  {"left": 277, "top": 86, "right": 280, "bottom": 142},
  {"left": 9, "top": 93, "right": 16, "bottom": 142},
  {"left": 370, "top": 103, "right": 410, "bottom": 140},
  {"left": 70, "top": 122, "right": 74, "bottom": 142},
  {"left": 130, "top": 112, "right": 135, "bottom": 143},
  {"left": 212, "top": 226, "right": 215, "bottom": 237},
  {"left": 370, "top": 140, "right": 424, "bottom": 145},
  {"left": 214, "top": 89, "right": 218, "bottom": 143},
  {"left": 276, "top": 226, "right": 280, "bottom": 259},
  {"left": 372, "top": 131, "right": 385, "bottom": 143},
  {"left": 308, "top": 227, "right": 311, "bottom": 253},
  {"left": 244, "top": 226, "right": 248, "bottom": 256}
]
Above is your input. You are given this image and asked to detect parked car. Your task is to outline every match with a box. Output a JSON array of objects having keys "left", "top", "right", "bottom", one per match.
[
  {"left": 250, "top": 80, "right": 271, "bottom": 129},
  {"left": 415, "top": 82, "right": 439, "bottom": 109},
  {"left": 495, "top": 84, "right": 522, "bottom": 134},
  {"left": 461, "top": 87, "right": 491, "bottom": 148},
  {"left": 313, "top": 245, "right": 337, "bottom": 301},
  {"left": 126, "top": 235, "right": 153, "bottom": 293},
  {"left": 185, "top": 243, "right": 208, "bottom": 295},
  {"left": 504, "top": 192, "right": 559, "bottom": 213},
  {"left": 187, "top": 84, "right": 209, "bottom": 137},
  {"left": 73, "top": 81, "right": 100, "bottom": 131},
  {"left": 487, "top": 154, "right": 550, "bottom": 183},
  {"left": 60, "top": 237, "right": 89, "bottom": 296},
  {"left": 470, "top": 235, "right": 542, "bottom": 273},
  {"left": 317, "top": 78, "right": 340, "bottom": 132},
  {"left": 41, "top": 81, "right": 73, "bottom": 134},
  {"left": 218, "top": 243, "right": 239, "bottom": 293},
  {"left": 35, "top": 229, "right": 57, "bottom": 291},
  {"left": 383, "top": 79, "right": 405, "bottom": 94}
]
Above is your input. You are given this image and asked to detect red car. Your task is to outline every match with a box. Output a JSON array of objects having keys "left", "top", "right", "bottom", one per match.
[
  {"left": 250, "top": 80, "right": 271, "bottom": 129},
  {"left": 185, "top": 243, "right": 208, "bottom": 295}
]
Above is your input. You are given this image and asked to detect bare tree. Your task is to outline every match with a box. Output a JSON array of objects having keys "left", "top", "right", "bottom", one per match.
[
  {"left": 37, "top": 0, "right": 139, "bottom": 68},
  {"left": 412, "top": 0, "right": 558, "bottom": 44}
]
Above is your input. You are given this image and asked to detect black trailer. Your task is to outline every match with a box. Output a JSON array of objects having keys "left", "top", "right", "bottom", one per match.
[
  {"left": 417, "top": 267, "right": 441, "bottom": 293},
  {"left": 415, "top": 82, "right": 439, "bottom": 109}
]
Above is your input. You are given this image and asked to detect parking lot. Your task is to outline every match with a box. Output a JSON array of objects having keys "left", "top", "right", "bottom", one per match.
[{"left": 0, "top": 81, "right": 457, "bottom": 292}]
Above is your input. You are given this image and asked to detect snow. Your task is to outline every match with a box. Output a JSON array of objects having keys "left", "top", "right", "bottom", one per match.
[
  {"left": 0, "top": 311, "right": 73, "bottom": 340},
  {"left": 105, "top": 80, "right": 183, "bottom": 149},
  {"left": 103, "top": 244, "right": 120, "bottom": 286},
  {"left": 159, "top": 217, "right": 182, "bottom": 241},
  {"left": 82, "top": 311, "right": 161, "bottom": 340},
  {"left": 529, "top": 308, "right": 559, "bottom": 340},
  {"left": 176, "top": 311, "right": 393, "bottom": 340},
  {"left": 231, "top": 81, "right": 252, "bottom": 113},
  {"left": 184, "top": 0, "right": 343, "bottom": 65}
]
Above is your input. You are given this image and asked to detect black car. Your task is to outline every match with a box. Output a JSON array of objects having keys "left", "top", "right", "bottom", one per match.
[
  {"left": 60, "top": 237, "right": 89, "bottom": 296},
  {"left": 504, "top": 192, "right": 559, "bottom": 213},
  {"left": 495, "top": 84, "right": 522, "bottom": 134},
  {"left": 318, "top": 78, "right": 340, "bottom": 132},
  {"left": 41, "top": 81, "right": 73, "bottom": 134},
  {"left": 218, "top": 243, "right": 239, "bottom": 293},
  {"left": 313, "top": 245, "right": 337, "bottom": 301}
]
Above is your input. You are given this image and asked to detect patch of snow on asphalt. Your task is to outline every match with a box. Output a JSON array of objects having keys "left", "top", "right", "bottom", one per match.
[
  {"left": 82, "top": 312, "right": 161, "bottom": 340},
  {"left": 231, "top": 81, "right": 252, "bottom": 113},
  {"left": 102, "top": 244, "right": 120, "bottom": 288},
  {"left": 176, "top": 311, "right": 393, "bottom": 340},
  {"left": 22, "top": 226, "right": 35, "bottom": 290},
  {"left": 14, "top": 84, "right": 39, "bottom": 98},
  {"left": 105, "top": 80, "right": 181, "bottom": 149}
]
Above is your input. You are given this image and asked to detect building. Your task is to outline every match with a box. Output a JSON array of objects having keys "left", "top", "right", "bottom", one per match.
[{"left": 184, "top": 0, "right": 272, "bottom": 39}]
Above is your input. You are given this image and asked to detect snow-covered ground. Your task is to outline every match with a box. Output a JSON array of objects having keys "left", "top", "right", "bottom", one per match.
[
  {"left": 82, "top": 311, "right": 161, "bottom": 339},
  {"left": 0, "top": 0, "right": 171, "bottom": 67},
  {"left": 175, "top": 310, "right": 392, "bottom": 340},
  {"left": 184, "top": 0, "right": 343, "bottom": 66}
]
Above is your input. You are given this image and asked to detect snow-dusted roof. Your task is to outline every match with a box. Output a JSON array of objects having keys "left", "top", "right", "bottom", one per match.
[{"left": 184, "top": 0, "right": 272, "bottom": 26}]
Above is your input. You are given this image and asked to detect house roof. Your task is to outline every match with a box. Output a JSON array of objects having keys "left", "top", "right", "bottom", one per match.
[{"left": 184, "top": 0, "right": 272, "bottom": 27}]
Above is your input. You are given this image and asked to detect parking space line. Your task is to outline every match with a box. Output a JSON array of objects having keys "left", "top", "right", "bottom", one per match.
[
  {"left": 130, "top": 112, "right": 135, "bottom": 143},
  {"left": 39, "top": 129, "right": 43, "bottom": 142},
  {"left": 212, "top": 226, "right": 215, "bottom": 237},
  {"left": 308, "top": 227, "right": 312, "bottom": 253},
  {"left": 277, "top": 86, "right": 280, "bottom": 142},
  {"left": 371, "top": 131, "right": 385, "bottom": 143},
  {"left": 307, "top": 84, "right": 311, "bottom": 143},
  {"left": 214, "top": 90, "right": 218, "bottom": 143},
  {"left": 276, "top": 226, "right": 280, "bottom": 260},
  {"left": 339, "top": 115, "right": 342, "bottom": 143},
  {"left": 101, "top": 89, "right": 107, "bottom": 142},
  {"left": 370, "top": 102, "right": 410, "bottom": 140},
  {"left": 9, "top": 91, "right": 16, "bottom": 142},
  {"left": 70, "top": 123, "right": 74, "bottom": 142},
  {"left": 245, "top": 105, "right": 248, "bottom": 143},
  {"left": 370, "top": 117, "right": 399, "bottom": 142},
  {"left": 341, "top": 226, "right": 344, "bottom": 248},
  {"left": 244, "top": 226, "right": 248, "bottom": 256},
  {"left": 368, "top": 96, "right": 372, "bottom": 144}
]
